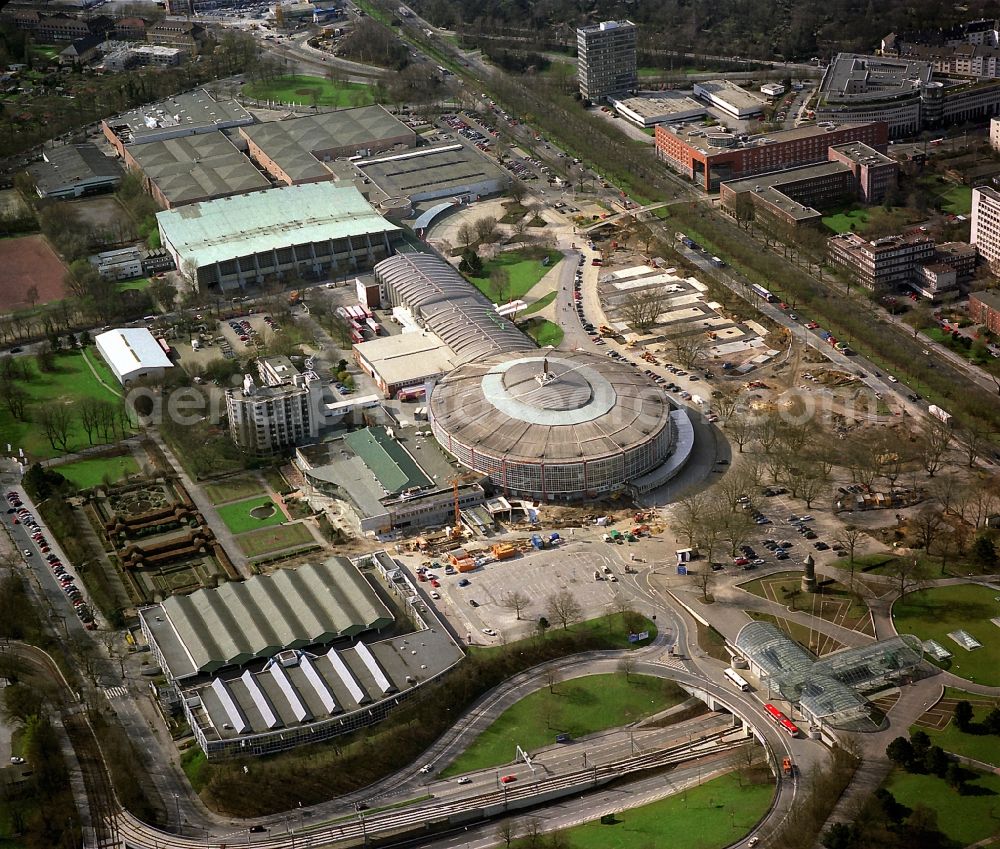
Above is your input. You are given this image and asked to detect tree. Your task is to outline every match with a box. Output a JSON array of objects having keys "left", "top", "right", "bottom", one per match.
[
  {"left": 473, "top": 215, "right": 499, "bottom": 244},
  {"left": 834, "top": 525, "right": 865, "bottom": 586},
  {"left": 148, "top": 278, "right": 176, "bottom": 312},
  {"left": 916, "top": 418, "right": 952, "bottom": 477},
  {"left": 903, "top": 303, "right": 933, "bottom": 337},
  {"left": 456, "top": 222, "right": 476, "bottom": 249},
  {"left": 693, "top": 567, "right": 714, "bottom": 602},
  {"left": 911, "top": 505, "right": 943, "bottom": 553},
  {"left": 499, "top": 590, "right": 531, "bottom": 620},
  {"left": 672, "top": 491, "right": 710, "bottom": 549},
  {"left": 822, "top": 822, "right": 854, "bottom": 849},
  {"left": 886, "top": 736, "right": 914, "bottom": 769},
  {"left": 669, "top": 332, "right": 709, "bottom": 370},
  {"left": 489, "top": 267, "right": 511, "bottom": 304},
  {"left": 495, "top": 822, "right": 519, "bottom": 848},
  {"left": 458, "top": 248, "right": 483, "bottom": 275},
  {"left": 36, "top": 404, "right": 73, "bottom": 452},
  {"left": 923, "top": 745, "right": 948, "bottom": 777},
  {"left": 945, "top": 761, "right": 965, "bottom": 792},
  {"left": 0, "top": 378, "right": 28, "bottom": 421},
  {"left": 619, "top": 288, "right": 667, "bottom": 331},
  {"left": 957, "top": 426, "right": 986, "bottom": 468},
  {"left": 618, "top": 653, "right": 636, "bottom": 682},
  {"left": 547, "top": 590, "right": 583, "bottom": 630},
  {"left": 971, "top": 535, "right": 997, "bottom": 568},
  {"left": 508, "top": 180, "right": 527, "bottom": 205},
  {"left": 733, "top": 193, "right": 756, "bottom": 231},
  {"left": 889, "top": 557, "right": 928, "bottom": 600},
  {"left": 953, "top": 700, "right": 974, "bottom": 732}
]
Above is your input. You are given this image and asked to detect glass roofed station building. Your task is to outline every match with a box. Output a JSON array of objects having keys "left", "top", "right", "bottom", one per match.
[{"left": 733, "top": 621, "right": 924, "bottom": 733}]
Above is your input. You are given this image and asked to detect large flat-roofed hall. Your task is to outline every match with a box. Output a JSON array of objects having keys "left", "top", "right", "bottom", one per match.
[{"left": 155, "top": 182, "right": 401, "bottom": 291}]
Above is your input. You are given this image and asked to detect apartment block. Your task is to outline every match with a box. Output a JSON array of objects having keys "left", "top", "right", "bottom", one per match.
[
  {"left": 972, "top": 185, "right": 1000, "bottom": 272},
  {"left": 225, "top": 357, "right": 325, "bottom": 454},
  {"left": 577, "top": 20, "right": 637, "bottom": 102},
  {"left": 969, "top": 289, "right": 1000, "bottom": 334}
]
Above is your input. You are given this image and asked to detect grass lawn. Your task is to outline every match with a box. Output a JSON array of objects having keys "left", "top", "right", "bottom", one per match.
[
  {"left": 467, "top": 249, "right": 562, "bottom": 302},
  {"left": 892, "top": 583, "right": 1000, "bottom": 685},
  {"left": 0, "top": 349, "right": 126, "bottom": 460},
  {"left": 51, "top": 455, "right": 139, "bottom": 489},
  {"left": 522, "top": 291, "right": 557, "bottom": 315},
  {"left": 117, "top": 277, "right": 151, "bottom": 292},
  {"left": 204, "top": 475, "right": 265, "bottom": 505},
  {"left": 471, "top": 612, "right": 657, "bottom": 660},
  {"left": 216, "top": 495, "right": 284, "bottom": 534},
  {"left": 913, "top": 700, "right": 1000, "bottom": 768},
  {"left": 180, "top": 747, "right": 208, "bottom": 792},
  {"left": 513, "top": 771, "right": 773, "bottom": 849},
  {"left": 919, "top": 175, "right": 973, "bottom": 215},
  {"left": 441, "top": 673, "right": 686, "bottom": 776},
  {"left": 82, "top": 347, "right": 123, "bottom": 395},
  {"left": 822, "top": 206, "right": 869, "bottom": 234},
  {"left": 524, "top": 318, "right": 564, "bottom": 347},
  {"left": 886, "top": 767, "right": 1000, "bottom": 846},
  {"left": 242, "top": 74, "right": 375, "bottom": 107},
  {"left": 237, "top": 522, "right": 315, "bottom": 557}
]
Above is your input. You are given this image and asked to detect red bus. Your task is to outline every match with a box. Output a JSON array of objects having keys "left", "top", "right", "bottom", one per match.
[
  {"left": 764, "top": 703, "right": 800, "bottom": 737},
  {"left": 350, "top": 328, "right": 364, "bottom": 344}
]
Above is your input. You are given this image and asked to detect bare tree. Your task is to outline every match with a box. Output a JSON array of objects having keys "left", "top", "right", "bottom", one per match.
[
  {"left": 916, "top": 418, "right": 952, "bottom": 477},
  {"left": 490, "top": 267, "right": 512, "bottom": 304},
  {"left": 473, "top": 215, "right": 499, "bottom": 244},
  {"left": 726, "top": 413, "right": 756, "bottom": 453},
  {"left": 499, "top": 590, "right": 531, "bottom": 620},
  {"left": 37, "top": 404, "right": 73, "bottom": 452},
  {"left": 618, "top": 653, "right": 636, "bottom": 682},
  {"left": 547, "top": 590, "right": 583, "bottom": 630},
  {"left": 672, "top": 491, "right": 710, "bottom": 549},
  {"left": 889, "top": 557, "right": 928, "bottom": 600},
  {"left": 495, "top": 822, "right": 519, "bottom": 849},
  {"left": 834, "top": 525, "right": 865, "bottom": 587},
  {"left": 78, "top": 397, "right": 104, "bottom": 445},
  {"left": 668, "top": 332, "right": 709, "bottom": 370},
  {"left": 544, "top": 666, "right": 558, "bottom": 694},
  {"left": 911, "top": 505, "right": 944, "bottom": 553},
  {"left": 620, "top": 289, "right": 667, "bottom": 331},
  {"left": 957, "top": 426, "right": 987, "bottom": 468},
  {"left": 508, "top": 180, "right": 528, "bottom": 205},
  {"left": 720, "top": 510, "right": 755, "bottom": 557},
  {"left": 456, "top": 221, "right": 476, "bottom": 249},
  {"left": 693, "top": 567, "right": 714, "bottom": 602},
  {"left": 0, "top": 378, "right": 28, "bottom": 421}
]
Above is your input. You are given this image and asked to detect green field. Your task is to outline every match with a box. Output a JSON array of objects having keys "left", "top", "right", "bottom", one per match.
[
  {"left": 237, "top": 522, "right": 314, "bottom": 557},
  {"left": 242, "top": 74, "right": 375, "bottom": 107},
  {"left": 0, "top": 349, "right": 126, "bottom": 460},
  {"left": 886, "top": 767, "right": 1000, "bottom": 846},
  {"left": 822, "top": 206, "right": 870, "bottom": 234},
  {"left": 512, "top": 771, "right": 773, "bottom": 849},
  {"left": 913, "top": 700, "right": 1000, "bottom": 768},
  {"left": 51, "top": 455, "right": 139, "bottom": 489},
  {"left": 216, "top": 496, "right": 284, "bottom": 534},
  {"left": 441, "top": 674, "right": 685, "bottom": 776},
  {"left": 919, "top": 175, "right": 973, "bottom": 215},
  {"left": 117, "top": 277, "right": 152, "bottom": 292},
  {"left": 204, "top": 475, "right": 265, "bottom": 505},
  {"left": 525, "top": 318, "right": 564, "bottom": 347},
  {"left": 468, "top": 249, "right": 563, "bottom": 302},
  {"left": 82, "top": 347, "right": 123, "bottom": 395},
  {"left": 892, "top": 583, "right": 1000, "bottom": 685},
  {"left": 521, "top": 291, "right": 557, "bottom": 315}
]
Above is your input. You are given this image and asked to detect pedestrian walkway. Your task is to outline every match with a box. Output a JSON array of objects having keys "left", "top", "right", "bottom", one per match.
[
  {"left": 102, "top": 685, "right": 128, "bottom": 699},
  {"left": 148, "top": 433, "right": 250, "bottom": 578}
]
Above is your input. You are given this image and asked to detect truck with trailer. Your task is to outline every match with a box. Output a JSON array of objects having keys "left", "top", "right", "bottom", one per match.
[{"left": 928, "top": 404, "right": 952, "bottom": 426}]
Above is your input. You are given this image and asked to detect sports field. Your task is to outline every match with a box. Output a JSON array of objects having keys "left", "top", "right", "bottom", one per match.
[
  {"left": 0, "top": 234, "right": 68, "bottom": 310},
  {"left": 52, "top": 455, "right": 140, "bottom": 489},
  {"left": 519, "top": 771, "right": 773, "bottom": 849},
  {"left": 0, "top": 349, "right": 127, "bottom": 459},
  {"left": 242, "top": 74, "right": 375, "bottom": 107},
  {"left": 892, "top": 583, "right": 1000, "bottom": 685},
  {"left": 441, "top": 673, "right": 686, "bottom": 776},
  {"left": 236, "top": 522, "right": 315, "bottom": 557},
  {"left": 216, "top": 496, "right": 284, "bottom": 534}
]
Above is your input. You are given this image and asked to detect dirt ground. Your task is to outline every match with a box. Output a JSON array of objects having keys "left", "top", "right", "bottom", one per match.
[
  {"left": 65, "top": 195, "right": 131, "bottom": 233},
  {"left": 0, "top": 234, "right": 68, "bottom": 310},
  {"left": 0, "top": 189, "right": 30, "bottom": 218}
]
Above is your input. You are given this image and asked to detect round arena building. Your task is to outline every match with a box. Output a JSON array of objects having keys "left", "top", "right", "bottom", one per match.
[{"left": 429, "top": 350, "right": 677, "bottom": 500}]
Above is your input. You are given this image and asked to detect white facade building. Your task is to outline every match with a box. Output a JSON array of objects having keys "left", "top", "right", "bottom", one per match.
[
  {"left": 991, "top": 116, "right": 1000, "bottom": 151},
  {"left": 971, "top": 185, "right": 1000, "bottom": 267},
  {"left": 95, "top": 328, "right": 173, "bottom": 385}
]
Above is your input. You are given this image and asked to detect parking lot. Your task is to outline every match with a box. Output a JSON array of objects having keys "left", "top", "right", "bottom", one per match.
[{"left": 404, "top": 541, "right": 637, "bottom": 645}]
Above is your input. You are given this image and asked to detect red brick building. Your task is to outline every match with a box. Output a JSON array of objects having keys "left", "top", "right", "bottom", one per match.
[
  {"left": 969, "top": 289, "right": 1000, "bottom": 333},
  {"left": 654, "top": 121, "right": 889, "bottom": 191}
]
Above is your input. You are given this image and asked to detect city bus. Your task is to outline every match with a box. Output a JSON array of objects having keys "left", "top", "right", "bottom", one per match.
[
  {"left": 724, "top": 667, "right": 751, "bottom": 692},
  {"left": 750, "top": 283, "right": 777, "bottom": 302},
  {"left": 764, "top": 703, "right": 801, "bottom": 737}
]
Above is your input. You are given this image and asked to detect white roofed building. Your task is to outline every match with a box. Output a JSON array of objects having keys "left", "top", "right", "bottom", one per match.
[{"left": 95, "top": 327, "right": 173, "bottom": 385}]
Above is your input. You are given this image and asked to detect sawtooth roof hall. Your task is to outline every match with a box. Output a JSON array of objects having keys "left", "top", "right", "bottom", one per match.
[{"left": 139, "top": 558, "right": 394, "bottom": 682}]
